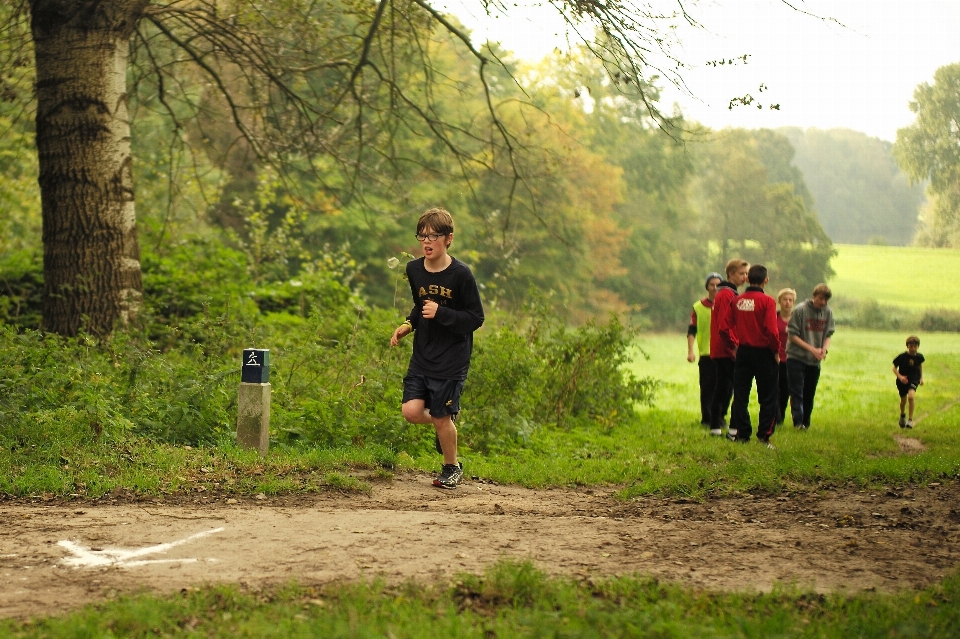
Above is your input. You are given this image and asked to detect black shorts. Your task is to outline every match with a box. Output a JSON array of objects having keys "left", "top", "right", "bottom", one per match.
[
  {"left": 896, "top": 380, "right": 919, "bottom": 398},
  {"left": 402, "top": 374, "right": 465, "bottom": 418}
]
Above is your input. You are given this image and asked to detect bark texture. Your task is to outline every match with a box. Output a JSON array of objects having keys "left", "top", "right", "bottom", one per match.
[{"left": 31, "top": 0, "right": 149, "bottom": 336}]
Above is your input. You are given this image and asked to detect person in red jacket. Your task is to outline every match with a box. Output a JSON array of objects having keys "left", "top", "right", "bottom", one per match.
[
  {"left": 708, "top": 258, "right": 749, "bottom": 438},
  {"left": 728, "top": 264, "right": 780, "bottom": 447}
]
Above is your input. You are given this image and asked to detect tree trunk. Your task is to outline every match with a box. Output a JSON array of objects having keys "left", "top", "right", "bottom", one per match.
[{"left": 31, "top": 0, "right": 149, "bottom": 336}]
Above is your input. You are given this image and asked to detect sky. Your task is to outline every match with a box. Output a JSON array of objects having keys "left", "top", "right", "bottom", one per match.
[{"left": 437, "top": 0, "right": 960, "bottom": 142}]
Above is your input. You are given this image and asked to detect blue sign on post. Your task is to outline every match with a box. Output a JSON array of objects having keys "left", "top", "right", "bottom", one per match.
[{"left": 241, "top": 349, "right": 270, "bottom": 383}]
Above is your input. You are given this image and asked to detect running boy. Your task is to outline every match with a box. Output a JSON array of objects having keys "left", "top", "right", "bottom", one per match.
[
  {"left": 893, "top": 335, "right": 924, "bottom": 429},
  {"left": 728, "top": 265, "right": 780, "bottom": 447},
  {"left": 687, "top": 272, "right": 723, "bottom": 427},
  {"left": 390, "top": 208, "right": 484, "bottom": 489},
  {"left": 785, "top": 283, "right": 835, "bottom": 430},
  {"left": 709, "top": 258, "right": 750, "bottom": 438}
]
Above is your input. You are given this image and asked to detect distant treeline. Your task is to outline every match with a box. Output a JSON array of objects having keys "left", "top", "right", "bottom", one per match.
[{"left": 779, "top": 127, "right": 926, "bottom": 246}]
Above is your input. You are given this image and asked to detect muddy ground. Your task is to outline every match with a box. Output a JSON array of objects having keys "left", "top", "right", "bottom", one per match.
[{"left": 1, "top": 460, "right": 959, "bottom": 619}]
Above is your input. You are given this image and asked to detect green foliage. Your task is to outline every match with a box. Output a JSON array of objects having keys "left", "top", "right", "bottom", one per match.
[
  {"left": 919, "top": 308, "right": 960, "bottom": 333},
  {"left": 4, "top": 560, "right": 960, "bottom": 638},
  {"left": 895, "top": 62, "right": 960, "bottom": 247},
  {"left": 782, "top": 127, "right": 924, "bottom": 245},
  {"left": 694, "top": 128, "right": 835, "bottom": 297}
]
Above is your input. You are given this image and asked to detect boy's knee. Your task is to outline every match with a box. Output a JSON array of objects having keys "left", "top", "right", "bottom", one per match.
[{"left": 401, "top": 402, "right": 426, "bottom": 423}]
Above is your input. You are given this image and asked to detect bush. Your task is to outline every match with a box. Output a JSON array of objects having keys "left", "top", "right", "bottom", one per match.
[{"left": 919, "top": 308, "right": 960, "bottom": 333}]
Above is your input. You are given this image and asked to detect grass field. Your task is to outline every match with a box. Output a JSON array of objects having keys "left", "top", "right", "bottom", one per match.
[{"left": 830, "top": 243, "right": 960, "bottom": 310}]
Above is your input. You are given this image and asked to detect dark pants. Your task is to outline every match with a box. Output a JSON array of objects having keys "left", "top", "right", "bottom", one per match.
[
  {"left": 786, "top": 359, "right": 821, "bottom": 427},
  {"left": 698, "top": 357, "right": 717, "bottom": 424},
  {"left": 710, "top": 357, "right": 735, "bottom": 430},
  {"left": 730, "top": 346, "right": 779, "bottom": 442},
  {"left": 777, "top": 361, "right": 790, "bottom": 423}
]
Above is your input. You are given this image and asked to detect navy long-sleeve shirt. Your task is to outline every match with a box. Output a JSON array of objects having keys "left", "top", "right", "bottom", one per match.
[{"left": 405, "top": 257, "right": 484, "bottom": 380}]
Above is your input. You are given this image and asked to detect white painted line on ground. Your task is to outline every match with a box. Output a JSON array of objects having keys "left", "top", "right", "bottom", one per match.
[{"left": 58, "top": 527, "right": 225, "bottom": 568}]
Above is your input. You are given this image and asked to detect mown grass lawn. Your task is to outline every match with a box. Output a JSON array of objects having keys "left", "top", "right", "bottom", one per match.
[
  {"left": 830, "top": 243, "right": 960, "bottom": 310},
  {"left": 456, "top": 329, "right": 960, "bottom": 497}
]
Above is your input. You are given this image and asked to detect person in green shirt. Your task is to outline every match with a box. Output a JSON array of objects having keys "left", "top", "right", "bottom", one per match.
[{"left": 687, "top": 272, "right": 723, "bottom": 428}]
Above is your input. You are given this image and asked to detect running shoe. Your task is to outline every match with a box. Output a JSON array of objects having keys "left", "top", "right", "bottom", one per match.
[
  {"left": 709, "top": 428, "right": 723, "bottom": 436},
  {"left": 433, "top": 462, "right": 463, "bottom": 489},
  {"left": 758, "top": 438, "right": 775, "bottom": 450},
  {"left": 905, "top": 419, "right": 914, "bottom": 429},
  {"left": 898, "top": 414, "right": 906, "bottom": 429}
]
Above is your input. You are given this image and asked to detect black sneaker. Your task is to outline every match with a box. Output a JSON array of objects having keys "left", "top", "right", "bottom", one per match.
[
  {"left": 433, "top": 462, "right": 463, "bottom": 489},
  {"left": 434, "top": 434, "right": 444, "bottom": 454},
  {"left": 898, "top": 414, "right": 906, "bottom": 428}
]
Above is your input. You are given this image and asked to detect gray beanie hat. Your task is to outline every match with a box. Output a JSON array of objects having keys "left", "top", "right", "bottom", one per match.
[{"left": 705, "top": 272, "right": 723, "bottom": 289}]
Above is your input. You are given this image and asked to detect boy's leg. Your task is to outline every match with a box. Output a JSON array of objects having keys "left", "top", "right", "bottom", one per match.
[
  {"left": 401, "top": 399, "right": 433, "bottom": 425},
  {"left": 786, "top": 359, "right": 806, "bottom": 427},
  {"left": 802, "top": 364, "right": 821, "bottom": 428},
  {"left": 711, "top": 358, "right": 736, "bottom": 433},
  {"left": 756, "top": 351, "right": 779, "bottom": 441},
  {"left": 698, "top": 357, "right": 716, "bottom": 425},
  {"left": 777, "top": 361, "right": 789, "bottom": 424},
  {"left": 730, "top": 349, "right": 758, "bottom": 441},
  {"left": 907, "top": 388, "right": 916, "bottom": 421},
  {"left": 432, "top": 414, "right": 458, "bottom": 466}
]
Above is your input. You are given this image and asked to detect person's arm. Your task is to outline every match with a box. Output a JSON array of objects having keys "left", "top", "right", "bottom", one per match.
[
  {"left": 918, "top": 363, "right": 924, "bottom": 385},
  {"left": 391, "top": 263, "right": 421, "bottom": 346},
  {"left": 430, "top": 270, "right": 485, "bottom": 334},
  {"left": 687, "top": 308, "right": 697, "bottom": 362},
  {"left": 893, "top": 364, "right": 907, "bottom": 384},
  {"left": 820, "top": 336, "right": 832, "bottom": 360}
]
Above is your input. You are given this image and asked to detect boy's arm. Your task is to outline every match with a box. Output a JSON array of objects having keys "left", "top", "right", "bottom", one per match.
[
  {"left": 893, "top": 364, "right": 906, "bottom": 383},
  {"left": 687, "top": 308, "right": 697, "bottom": 362},
  {"left": 763, "top": 300, "right": 780, "bottom": 355},
  {"left": 919, "top": 363, "right": 924, "bottom": 384},
  {"left": 431, "top": 272, "right": 484, "bottom": 334},
  {"left": 717, "top": 293, "right": 738, "bottom": 353}
]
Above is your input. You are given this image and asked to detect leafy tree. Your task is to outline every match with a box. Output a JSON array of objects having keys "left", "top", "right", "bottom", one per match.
[
  {"left": 4, "top": 0, "right": 700, "bottom": 336},
  {"left": 894, "top": 62, "right": 960, "bottom": 247},
  {"left": 694, "top": 129, "right": 834, "bottom": 296},
  {"left": 783, "top": 127, "right": 924, "bottom": 245}
]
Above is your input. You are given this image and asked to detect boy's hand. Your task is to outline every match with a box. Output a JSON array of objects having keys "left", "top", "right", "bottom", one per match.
[
  {"left": 919, "top": 379, "right": 925, "bottom": 385},
  {"left": 390, "top": 324, "right": 412, "bottom": 346},
  {"left": 686, "top": 351, "right": 695, "bottom": 363},
  {"left": 422, "top": 299, "right": 438, "bottom": 319}
]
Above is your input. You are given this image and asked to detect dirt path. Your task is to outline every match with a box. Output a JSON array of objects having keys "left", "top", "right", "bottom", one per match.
[{"left": 1, "top": 472, "right": 958, "bottom": 619}]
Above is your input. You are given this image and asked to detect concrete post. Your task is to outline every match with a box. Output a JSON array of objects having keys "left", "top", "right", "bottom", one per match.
[{"left": 237, "top": 349, "right": 270, "bottom": 455}]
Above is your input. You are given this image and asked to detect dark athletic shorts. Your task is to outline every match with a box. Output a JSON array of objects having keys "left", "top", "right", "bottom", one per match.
[
  {"left": 402, "top": 373, "right": 465, "bottom": 418},
  {"left": 896, "top": 380, "right": 919, "bottom": 398}
]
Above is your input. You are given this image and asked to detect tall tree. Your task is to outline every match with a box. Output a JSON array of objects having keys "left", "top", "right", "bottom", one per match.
[
  {"left": 894, "top": 62, "right": 960, "bottom": 248},
  {"left": 4, "top": 0, "right": 697, "bottom": 336}
]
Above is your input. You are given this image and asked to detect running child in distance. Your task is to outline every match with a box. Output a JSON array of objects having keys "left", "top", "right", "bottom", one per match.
[
  {"left": 893, "top": 335, "right": 925, "bottom": 429},
  {"left": 390, "top": 208, "right": 485, "bottom": 489}
]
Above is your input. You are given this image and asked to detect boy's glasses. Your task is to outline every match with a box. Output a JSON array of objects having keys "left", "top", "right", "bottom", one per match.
[{"left": 415, "top": 233, "right": 445, "bottom": 242}]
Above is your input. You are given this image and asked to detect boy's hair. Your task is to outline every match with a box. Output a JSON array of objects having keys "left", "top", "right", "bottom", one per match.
[
  {"left": 417, "top": 207, "right": 454, "bottom": 236},
  {"left": 812, "top": 283, "right": 832, "bottom": 300},
  {"left": 777, "top": 287, "right": 797, "bottom": 302},
  {"left": 725, "top": 258, "right": 749, "bottom": 278},
  {"left": 747, "top": 264, "right": 768, "bottom": 285},
  {"left": 704, "top": 272, "right": 722, "bottom": 289},
  {"left": 906, "top": 335, "right": 920, "bottom": 346}
]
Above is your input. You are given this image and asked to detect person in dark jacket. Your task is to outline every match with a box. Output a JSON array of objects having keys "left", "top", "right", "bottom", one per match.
[
  {"left": 709, "top": 258, "right": 749, "bottom": 438},
  {"left": 728, "top": 265, "right": 780, "bottom": 447},
  {"left": 390, "top": 208, "right": 484, "bottom": 489}
]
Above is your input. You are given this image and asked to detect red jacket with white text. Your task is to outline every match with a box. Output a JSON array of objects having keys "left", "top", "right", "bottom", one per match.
[{"left": 732, "top": 286, "right": 780, "bottom": 353}]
